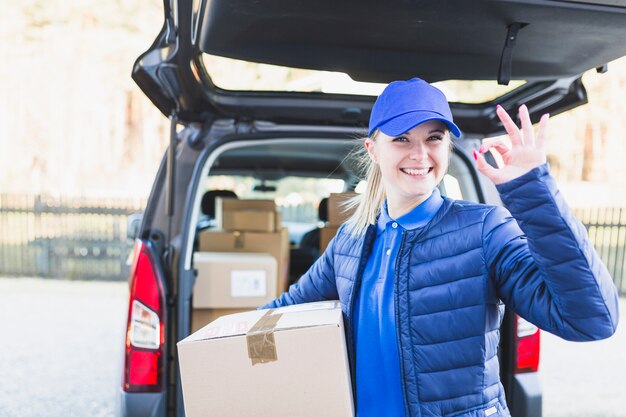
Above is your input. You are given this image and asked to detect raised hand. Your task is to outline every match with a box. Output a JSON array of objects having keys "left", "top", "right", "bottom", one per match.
[{"left": 473, "top": 104, "right": 549, "bottom": 185}]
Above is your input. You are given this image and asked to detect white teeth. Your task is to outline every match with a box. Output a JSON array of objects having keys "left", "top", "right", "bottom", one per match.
[{"left": 402, "top": 168, "right": 430, "bottom": 176}]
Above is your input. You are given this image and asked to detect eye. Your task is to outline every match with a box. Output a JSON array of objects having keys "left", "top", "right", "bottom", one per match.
[
  {"left": 427, "top": 135, "right": 444, "bottom": 142},
  {"left": 392, "top": 136, "right": 409, "bottom": 142}
]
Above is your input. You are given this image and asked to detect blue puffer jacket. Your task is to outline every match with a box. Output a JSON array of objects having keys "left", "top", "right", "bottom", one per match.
[{"left": 264, "top": 165, "right": 619, "bottom": 417}]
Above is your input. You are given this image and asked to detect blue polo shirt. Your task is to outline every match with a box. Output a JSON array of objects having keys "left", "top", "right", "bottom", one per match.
[{"left": 353, "top": 188, "right": 443, "bottom": 417}]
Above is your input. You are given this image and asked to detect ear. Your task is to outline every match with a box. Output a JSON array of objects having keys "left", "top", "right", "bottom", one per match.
[{"left": 365, "top": 138, "right": 377, "bottom": 163}]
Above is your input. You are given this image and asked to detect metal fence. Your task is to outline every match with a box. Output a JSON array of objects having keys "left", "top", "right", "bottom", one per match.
[
  {"left": 574, "top": 207, "right": 626, "bottom": 295},
  {"left": 0, "top": 194, "right": 144, "bottom": 281}
]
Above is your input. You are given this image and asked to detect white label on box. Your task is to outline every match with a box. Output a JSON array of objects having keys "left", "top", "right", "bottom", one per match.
[{"left": 230, "top": 270, "right": 267, "bottom": 297}]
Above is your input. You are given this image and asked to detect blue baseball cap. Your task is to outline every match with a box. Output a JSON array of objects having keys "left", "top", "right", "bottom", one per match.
[{"left": 368, "top": 78, "right": 461, "bottom": 138}]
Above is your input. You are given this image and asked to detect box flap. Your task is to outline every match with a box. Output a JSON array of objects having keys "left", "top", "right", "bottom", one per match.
[
  {"left": 180, "top": 309, "right": 265, "bottom": 344},
  {"left": 272, "top": 305, "right": 342, "bottom": 332},
  {"left": 179, "top": 301, "right": 342, "bottom": 345}
]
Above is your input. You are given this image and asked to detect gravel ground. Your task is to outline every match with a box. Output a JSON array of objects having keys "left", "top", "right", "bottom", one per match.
[{"left": 0, "top": 277, "right": 623, "bottom": 417}]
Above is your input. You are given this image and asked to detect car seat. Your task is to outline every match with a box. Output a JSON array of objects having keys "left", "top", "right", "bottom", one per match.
[
  {"left": 299, "top": 197, "right": 328, "bottom": 259},
  {"left": 288, "top": 197, "right": 328, "bottom": 285},
  {"left": 194, "top": 190, "right": 238, "bottom": 251},
  {"left": 197, "top": 189, "right": 238, "bottom": 230}
]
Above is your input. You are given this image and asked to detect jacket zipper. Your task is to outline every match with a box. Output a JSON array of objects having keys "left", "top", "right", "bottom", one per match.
[{"left": 394, "top": 231, "right": 415, "bottom": 417}]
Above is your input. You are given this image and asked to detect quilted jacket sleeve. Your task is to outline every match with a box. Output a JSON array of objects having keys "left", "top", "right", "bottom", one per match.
[
  {"left": 484, "top": 163, "right": 619, "bottom": 341},
  {"left": 259, "top": 229, "right": 340, "bottom": 309}
]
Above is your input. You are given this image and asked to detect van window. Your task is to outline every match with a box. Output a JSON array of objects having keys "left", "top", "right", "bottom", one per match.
[{"left": 202, "top": 54, "right": 525, "bottom": 103}]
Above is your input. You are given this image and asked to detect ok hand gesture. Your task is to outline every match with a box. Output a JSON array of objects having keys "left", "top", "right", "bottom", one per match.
[{"left": 473, "top": 104, "right": 549, "bottom": 185}]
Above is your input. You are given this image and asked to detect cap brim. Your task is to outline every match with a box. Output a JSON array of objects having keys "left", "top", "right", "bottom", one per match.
[{"left": 374, "top": 111, "right": 462, "bottom": 138}]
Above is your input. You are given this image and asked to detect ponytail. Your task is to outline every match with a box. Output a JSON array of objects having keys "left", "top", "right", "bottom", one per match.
[{"left": 344, "top": 131, "right": 386, "bottom": 235}]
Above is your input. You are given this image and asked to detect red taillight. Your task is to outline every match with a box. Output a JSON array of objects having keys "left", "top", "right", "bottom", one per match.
[
  {"left": 514, "top": 315, "right": 540, "bottom": 373},
  {"left": 123, "top": 240, "right": 165, "bottom": 392}
]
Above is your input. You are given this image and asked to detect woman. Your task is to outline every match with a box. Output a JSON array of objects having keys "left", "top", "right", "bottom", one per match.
[{"left": 262, "top": 78, "right": 619, "bottom": 417}]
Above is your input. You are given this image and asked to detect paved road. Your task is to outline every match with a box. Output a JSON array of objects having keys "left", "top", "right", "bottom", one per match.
[
  {"left": 0, "top": 278, "right": 127, "bottom": 417},
  {"left": 541, "top": 299, "right": 626, "bottom": 417},
  {"left": 0, "top": 277, "right": 624, "bottom": 417}
]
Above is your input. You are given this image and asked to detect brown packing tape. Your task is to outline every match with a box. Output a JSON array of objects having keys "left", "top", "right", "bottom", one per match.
[
  {"left": 246, "top": 309, "right": 283, "bottom": 365},
  {"left": 234, "top": 231, "right": 244, "bottom": 249}
]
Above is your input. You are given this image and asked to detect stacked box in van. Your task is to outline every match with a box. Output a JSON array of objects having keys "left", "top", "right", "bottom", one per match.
[
  {"left": 193, "top": 198, "right": 290, "bottom": 332},
  {"left": 320, "top": 192, "right": 357, "bottom": 252}
]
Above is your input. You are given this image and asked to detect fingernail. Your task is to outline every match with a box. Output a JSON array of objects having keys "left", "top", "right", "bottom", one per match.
[
  {"left": 479, "top": 146, "right": 485, "bottom": 154},
  {"left": 496, "top": 104, "right": 502, "bottom": 110},
  {"left": 472, "top": 149, "right": 478, "bottom": 160}
]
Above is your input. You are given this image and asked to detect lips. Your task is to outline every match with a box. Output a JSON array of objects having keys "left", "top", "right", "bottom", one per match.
[{"left": 400, "top": 167, "right": 432, "bottom": 176}]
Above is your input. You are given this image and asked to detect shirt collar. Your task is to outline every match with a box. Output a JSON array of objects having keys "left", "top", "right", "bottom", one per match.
[{"left": 377, "top": 188, "right": 444, "bottom": 235}]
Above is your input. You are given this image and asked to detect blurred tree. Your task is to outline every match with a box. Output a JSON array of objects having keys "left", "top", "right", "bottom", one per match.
[{"left": 0, "top": 0, "right": 167, "bottom": 198}]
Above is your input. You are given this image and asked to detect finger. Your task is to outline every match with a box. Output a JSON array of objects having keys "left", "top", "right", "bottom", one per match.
[
  {"left": 536, "top": 113, "right": 550, "bottom": 150},
  {"left": 496, "top": 105, "right": 523, "bottom": 146},
  {"left": 519, "top": 104, "right": 534, "bottom": 147},
  {"left": 473, "top": 149, "right": 501, "bottom": 182},
  {"left": 480, "top": 137, "right": 511, "bottom": 157}
]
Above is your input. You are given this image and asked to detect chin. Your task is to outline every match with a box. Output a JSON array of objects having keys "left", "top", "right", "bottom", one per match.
[{"left": 403, "top": 188, "right": 433, "bottom": 201}]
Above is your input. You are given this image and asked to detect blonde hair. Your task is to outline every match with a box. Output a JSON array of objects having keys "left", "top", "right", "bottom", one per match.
[
  {"left": 343, "top": 130, "right": 386, "bottom": 235},
  {"left": 343, "top": 128, "right": 454, "bottom": 236}
]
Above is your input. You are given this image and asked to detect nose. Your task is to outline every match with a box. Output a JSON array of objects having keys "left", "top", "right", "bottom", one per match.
[{"left": 408, "top": 141, "right": 428, "bottom": 161}]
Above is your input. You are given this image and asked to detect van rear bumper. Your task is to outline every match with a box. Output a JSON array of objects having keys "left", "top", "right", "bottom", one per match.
[
  {"left": 117, "top": 390, "right": 166, "bottom": 417},
  {"left": 509, "top": 372, "right": 542, "bottom": 417}
]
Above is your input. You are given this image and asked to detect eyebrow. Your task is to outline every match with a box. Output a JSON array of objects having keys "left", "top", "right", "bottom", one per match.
[{"left": 395, "top": 128, "right": 447, "bottom": 138}]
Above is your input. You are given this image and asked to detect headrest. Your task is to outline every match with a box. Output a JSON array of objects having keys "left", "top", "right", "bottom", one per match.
[
  {"left": 318, "top": 197, "right": 329, "bottom": 222},
  {"left": 201, "top": 190, "right": 238, "bottom": 218}
]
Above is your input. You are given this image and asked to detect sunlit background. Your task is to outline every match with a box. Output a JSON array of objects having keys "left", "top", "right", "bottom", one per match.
[
  {"left": 2, "top": 1, "right": 626, "bottom": 203},
  {"left": 0, "top": 1, "right": 625, "bottom": 417}
]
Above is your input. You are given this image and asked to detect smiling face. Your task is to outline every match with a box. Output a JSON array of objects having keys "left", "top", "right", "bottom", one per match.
[{"left": 365, "top": 120, "right": 451, "bottom": 217}]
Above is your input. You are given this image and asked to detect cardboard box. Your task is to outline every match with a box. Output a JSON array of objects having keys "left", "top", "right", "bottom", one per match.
[
  {"left": 320, "top": 226, "right": 340, "bottom": 253},
  {"left": 218, "top": 198, "right": 276, "bottom": 212},
  {"left": 193, "top": 252, "right": 277, "bottom": 308},
  {"left": 178, "top": 301, "right": 354, "bottom": 417},
  {"left": 274, "top": 210, "right": 283, "bottom": 231},
  {"left": 215, "top": 198, "right": 281, "bottom": 232},
  {"left": 199, "top": 228, "right": 290, "bottom": 294},
  {"left": 191, "top": 308, "right": 251, "bottom": 333},
  {"left": 327, "top": 192, "right": 357, "bottom": 226},
  {"left": 222, "top": 210, "right": 276, "bottom": 232}
]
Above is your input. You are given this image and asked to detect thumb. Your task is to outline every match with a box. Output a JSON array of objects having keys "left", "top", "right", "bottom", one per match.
[{"left": 473, "top": 150, "right": 500, "bottom": 183}]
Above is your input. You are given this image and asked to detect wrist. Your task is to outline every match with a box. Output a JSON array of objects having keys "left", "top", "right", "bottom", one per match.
[{"left": 495, "top": 163, "right": 551, "bottom": 193}]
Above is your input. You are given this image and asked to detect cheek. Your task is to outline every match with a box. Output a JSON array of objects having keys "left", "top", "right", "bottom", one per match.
[
  {"left": 433, "top": 147, "right": 450, "bottom": 175},
  {"left": 436, "top": 146, "right": 451, "bottom": 166},
  {"left": 381, "top": 151, "right": 404, "bottom": 174}
]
